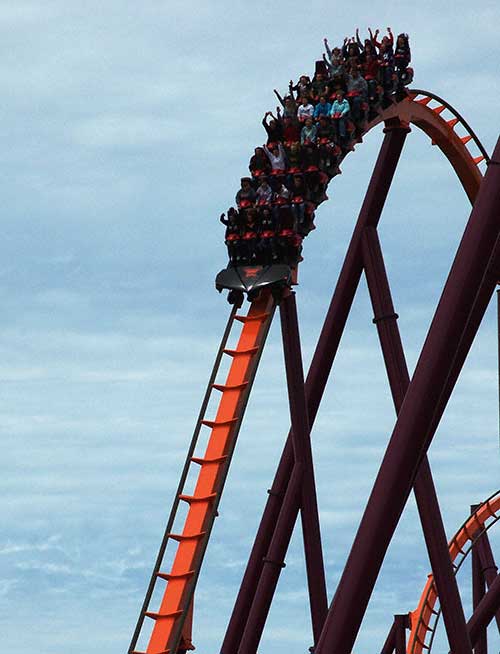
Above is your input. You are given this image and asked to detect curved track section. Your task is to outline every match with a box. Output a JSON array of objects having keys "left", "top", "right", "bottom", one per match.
[
  {"left": 409, "top": 89, "right": 490, "bottom": 163},
  {"left": 339, "top": 89, "right": 485, "bottom": 204},
  {"left": 408, "top": 491, "right": 500, "bottom": 653}
]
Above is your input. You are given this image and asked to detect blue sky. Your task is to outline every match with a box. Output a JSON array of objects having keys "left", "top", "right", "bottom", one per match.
[{"left": 1, "top": 2, "right": 499, "bottom": 653}]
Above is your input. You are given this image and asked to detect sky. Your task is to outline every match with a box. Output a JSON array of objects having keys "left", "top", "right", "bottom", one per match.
[{"left": 1, "top": 1, "right": 499, "bottom": 653}]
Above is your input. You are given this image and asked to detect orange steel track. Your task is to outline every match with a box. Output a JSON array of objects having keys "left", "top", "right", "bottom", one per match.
[
  {"left": 131, "top": 89, "right": 491, "bottom": 654},
  {"left": 408, "top": 491, "right": 500, "bottom": 653},
  {"left": 350, "top": 92, "right": 485, "bottom": 203},
  {"left": 134, "top": 292, "right": 275, "bottom": 654}
]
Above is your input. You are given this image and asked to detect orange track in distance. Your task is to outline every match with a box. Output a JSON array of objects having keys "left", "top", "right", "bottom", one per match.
[
  {"left": 407, "top": 492, "right": 500, "bottom": 653},
  {"left": 145, "top": 292, "right": 275, "bottom": 654}
]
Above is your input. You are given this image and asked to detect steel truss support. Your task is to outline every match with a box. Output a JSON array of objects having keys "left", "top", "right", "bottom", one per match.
[
  {"left": 221, "top": 122, "right": 411, "bottom": 654},
  {"left": 362, "top": 226, "right": 472, "bottom": 653},
  {"left": 279, "top": 291, "right": 328, "bottom": 639},
  {"left": 381, "top": 614, "right": 409, "bottom": 654},
  {"left": 472, "top": 511, "right": 500, "bottom": 633},
  {"left": 468, "top": 574, "right": 500, "bottom": 647},
  {"left": 237, "top": 291, "right": 328, "bottom": 653},
  {"left": 315, "top": 139, "right": 500, "bottom": 654},
  {"left": 472, "top": 505, "right": 488, "bottom": 654}
]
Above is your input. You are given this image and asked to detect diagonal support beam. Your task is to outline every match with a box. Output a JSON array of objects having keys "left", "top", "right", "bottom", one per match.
[
  {"left": 474, "top": 523, "right": 500, "bottom": 632},
  {"left": 237, "top": 461, "right": 304, "bottom": 654},
  {"left": 315, "top": 139, "right": 500, "bottom": 654},
  {"left": 381, "top": 614, "right": 409, "bottom": 654},
  {"left": 236, "top": 291, "right": 328, "bottom": 654},
  {"left": 279, "top": 291, "right": 328, "bottom": 641},
  {"left": 221, "top": 121, "right": 411, "bottom": 654},
  {"left": 468, "top": 573, "right": 500, "bottom": 647},
  {"left": 362, "top": 226, "right": 472, "bottom": 653}
]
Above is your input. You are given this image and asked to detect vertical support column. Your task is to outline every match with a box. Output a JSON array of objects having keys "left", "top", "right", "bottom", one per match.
[
  {"left": 498, "top": 288, "right": 500, "bottom": 449},
  {"left": 474, "top": 526, "right": 500, "bottom": 631},
  {"left": 221, "top": 122, "right": 411, "bottom": 654},
  {"left": 362, "top": 226, "right": 472, "bottom": 653},
  {"left": 315, "top": 138, "right": 500, "bottom": 654},
  {"left": 279, "top": 291, "right": 328, "bottom": 643},
  {"left": 471, "top": 518, "right": 488, "bottom": 654},
  {"left": 237, "top": 291, "right": 328, "bottom": 654},
  {"left": 394, "top": 614, "right": 408, "bottom": 654}
]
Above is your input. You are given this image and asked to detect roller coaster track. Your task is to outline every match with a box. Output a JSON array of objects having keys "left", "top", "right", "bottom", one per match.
[
  {"left": 409, "top": 491, "right": 500, "bottom": 653},
  {"left": 130, "top": 294, "right": 276, "bottom": 653},
  {"left": 129, "top": 85, "right": 500, "bottom": 654}
]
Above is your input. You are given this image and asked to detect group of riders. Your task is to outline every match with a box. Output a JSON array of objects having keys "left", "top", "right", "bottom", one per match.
[{"left": 220, "top": 28, "right": 413, "bottom": 268}]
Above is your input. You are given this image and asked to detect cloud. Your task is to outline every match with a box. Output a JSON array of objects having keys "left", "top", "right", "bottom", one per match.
[
  {"left": 1, "top": 2, "right": 499, "bottom": 654},
  {"left": 0, "top": 535, "right": 64, "bottom": 556}
]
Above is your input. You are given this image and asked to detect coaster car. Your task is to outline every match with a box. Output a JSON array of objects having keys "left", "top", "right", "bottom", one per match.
[{"left": 216, "top": 264, "right": 292, "bottom": 296}]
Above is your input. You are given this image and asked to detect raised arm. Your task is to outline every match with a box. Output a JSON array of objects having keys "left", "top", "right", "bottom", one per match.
[
  {"left": 342, "top": 37, "right": 349, "bottom": 59},
  {"left": 369, "top": 27, "right": 381, "bottom": 50},
  {"left": 356, "top": 27, "right": 364, "bottom": 51},
  {"left": 274, "top": 88, "right": 285, "bottom": 107},
  {"left": 323, "top": 37, "right": 333, "bottom": 61},
  {"left": 322, "top": 53, "right": 333, "bottom": 72},
  {"left": 387, "top": 27, "right": 394, "bottom": 46}
]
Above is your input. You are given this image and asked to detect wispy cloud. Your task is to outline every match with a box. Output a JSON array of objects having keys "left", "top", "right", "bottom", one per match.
[{"left": 1, "top": 2, "right": 499, "bottom": 653}]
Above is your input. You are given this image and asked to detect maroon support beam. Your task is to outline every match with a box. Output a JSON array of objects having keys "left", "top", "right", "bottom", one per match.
[
  {"left": 394, "top": 614, "right": 408, "bottom": 654},
  {"left": 380, "top": 615, "right": 408, "bottom": 654},
  {"left": 413, "top": 463, "right": 472, "bottom": 653},
  {"left": 237, "top": 462, "right": 303, "bottom": 654},
  {"left": 428, "top": 247, "right": 500, "bottom": 447},
  {"left": 315, "top": 138, "right": 500, "bottom": 654},
  {"left": 279, "top": 291, "right": 328, "bottom": 642},
  {"left": 362, "top": 226, "right": 472, "bottom": 653},
  {"left": 468, "top": 573, "right": 500, "bottom": 647},
  {"left": 380, "top": 620, "right": 397, "bottom": 654},
  {"left": 474, "top": 527, "right": 500, "bottom": 632},
  {"left": 471, "top": 518, "right": 488, "bottom": 654},
  {"left": 221, "top": 122, "right": 411, "bottom": 654},
  {"left": 237, "top": 292, "right": 329, "bottom": 654}
]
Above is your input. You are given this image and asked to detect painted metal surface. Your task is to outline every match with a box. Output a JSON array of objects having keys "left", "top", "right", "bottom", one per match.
[
  {"left": 362, "top": 226, "right": 472, "bottom": 654},
  {"left": 131, "top": 294, "right": 275, "bottom": 654}
]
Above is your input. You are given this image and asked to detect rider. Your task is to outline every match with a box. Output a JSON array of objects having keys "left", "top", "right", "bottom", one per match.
[
  {"left": 330, "top": 89, "right": 350, "bottom": 145},
  {"left": 235, "top": 177, "right": 256, "bottom": 208},
  {"left": 346, "top": 66, "right": 368, "bottom": 123},
  {"left": 262, "top": 111, "right": 284, "bottom": 143}
]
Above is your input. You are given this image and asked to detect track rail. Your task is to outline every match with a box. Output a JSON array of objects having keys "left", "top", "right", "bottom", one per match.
[
  {"left": 408, "top": 491, "right": 500, "bottom": 653},
  {"left": 129, "top": 293, "right": 276, "bottom": 654},
  {"left": 332, "top": 88, "right": 486, "bottom": 205},
  {"left": 128, "top": 304, "right": 238, "bottom": 653},
  {"left": 409, "top": 89, "right": 490, "bottom": 164}
]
